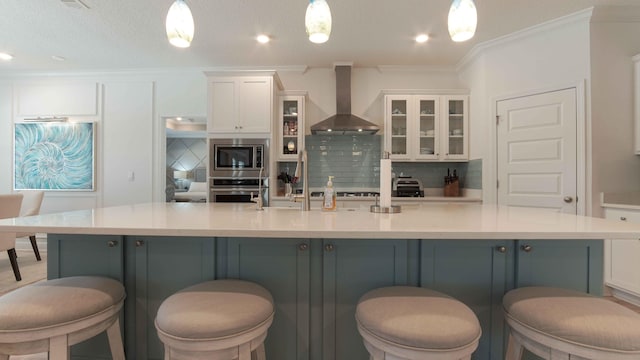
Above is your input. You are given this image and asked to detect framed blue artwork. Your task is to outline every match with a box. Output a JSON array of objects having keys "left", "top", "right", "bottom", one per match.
[{"left": 14, "top": 122, "right": 95, "bottom": 191}]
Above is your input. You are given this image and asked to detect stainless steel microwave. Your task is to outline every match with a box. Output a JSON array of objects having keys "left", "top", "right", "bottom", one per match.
[{"left": 209, "top": 139, "right": 269, "bottom": 178}]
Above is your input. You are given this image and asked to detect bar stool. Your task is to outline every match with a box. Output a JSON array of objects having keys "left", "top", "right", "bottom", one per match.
[
  {"left": 503, "top": 286, "right": 640, "bottom": 360},
  {"left": 0, "top": 276, "right": 126, "bottom": 360},
  {"left": 155, "top": 279, "right": 274, "bottom": 360},
  {"left": 356, "top": 286, "right": 481, "bottom": 360}
]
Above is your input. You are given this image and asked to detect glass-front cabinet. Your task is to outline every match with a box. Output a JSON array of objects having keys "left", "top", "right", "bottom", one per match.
[
  {"left": 443, "top": 96, "right": 468, "bottom": 160},
  {"left": 386, "top": 96, "right": 410, "bottom": 159},
  {"left": 277, "top": 92, "right": 306, "bottom": 161},
  {"left": 384, "top": 93, "right": 468, "bottom": 162}
]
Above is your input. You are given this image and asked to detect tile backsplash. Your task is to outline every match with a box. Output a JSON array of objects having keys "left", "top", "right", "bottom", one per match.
[{"left": 277, "top": 135, "right": 482, "bottom": 190}]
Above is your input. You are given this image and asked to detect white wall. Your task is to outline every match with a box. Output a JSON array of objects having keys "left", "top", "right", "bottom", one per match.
[
  {"left": 590, "top": 8, "right": 640, "bottom": 217},
  {"left": 0, "top": 70, "right": 208, "bottom": 213},
  {"left": 102, "top": 81, "right": 154, "bottom": 207},
  {"left": 0, "top": 82, "right": 12, "bottom": 193},
  {"left": 277, "top": 67, "right": 465, "bottom": 134},
  {"left": 458, "top": 11, "right": 592, "bottom": 209}
]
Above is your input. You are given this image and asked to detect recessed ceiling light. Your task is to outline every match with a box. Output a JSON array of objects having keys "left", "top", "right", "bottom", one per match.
[
  {"left": 176, "top": 117, "right": 183, "bottom": 121},
  {"left": 415, "top": 34, "right": 430, "bottom": 43},
  {"left": 0, "top": 53, "right": 14, "bottom": 61},
  {"left": 51, "top": 55, "right": 66, "bottom": 61},
  {"left": 256, "top": 34, "right": 270, "bottom": 44}
]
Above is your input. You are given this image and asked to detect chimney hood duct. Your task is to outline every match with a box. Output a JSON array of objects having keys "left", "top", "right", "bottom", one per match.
[{"left": 311, "top": 65, "right": 380, "bottom": 135}]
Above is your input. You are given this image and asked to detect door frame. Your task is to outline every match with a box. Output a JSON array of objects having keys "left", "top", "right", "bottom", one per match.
[{"left": 489, "top": 81, "right": 588, "bottom": 215}]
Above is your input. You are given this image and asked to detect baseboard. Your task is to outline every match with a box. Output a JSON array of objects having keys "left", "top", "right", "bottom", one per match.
[{"left": 608, "top": 287, "right": 640, "bottom": 307}]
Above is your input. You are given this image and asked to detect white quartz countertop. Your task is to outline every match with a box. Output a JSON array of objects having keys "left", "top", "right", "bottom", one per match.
[{"left": 1, "top": 202, "right": 639, "bottom": 240}]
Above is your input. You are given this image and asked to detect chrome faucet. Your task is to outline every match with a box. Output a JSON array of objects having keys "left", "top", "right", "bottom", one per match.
[
  {"left": 251, "top": 167, "right": 264, "bottom": 211},
  {"left": 289, "top": 149, "right": 310, "bottom": 211}
]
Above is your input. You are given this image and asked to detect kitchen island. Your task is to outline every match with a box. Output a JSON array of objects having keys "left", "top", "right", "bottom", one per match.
[{"left": 1, "top": 202, "right": 639, "bottom": 360}]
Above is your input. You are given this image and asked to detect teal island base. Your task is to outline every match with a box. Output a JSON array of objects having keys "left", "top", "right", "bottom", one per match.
[{"left": 47, "top": 234, "right": 603, "bottom": 360}]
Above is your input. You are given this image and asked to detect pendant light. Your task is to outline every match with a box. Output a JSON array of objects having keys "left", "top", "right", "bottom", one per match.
[
  {"left": 166, "top": 0, "right": 194, "bottom": 48},
  {"left": 305, "top": 0, "right": 332, "bottom": 44},
  {"left": 447, "top": 0, "right": 477, "bottom": 42}
]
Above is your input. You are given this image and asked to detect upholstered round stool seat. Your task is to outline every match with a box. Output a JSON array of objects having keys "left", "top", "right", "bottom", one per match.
[
  {"left": 503, "top": 287, "right": 640, "bottom": 360},
  {"left": 356, "top": 286, "right": 481, "bottom": 360},
  {"left": 155, "top": 279, "right": 274, "bottom": 360},
  {"left": 0, "top": 276, "right": 126, "bottom": 360}
]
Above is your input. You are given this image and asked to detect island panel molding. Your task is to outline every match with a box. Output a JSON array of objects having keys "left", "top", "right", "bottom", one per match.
[{"left": 45, "top": 234, "right": 602, "bottom": 360}]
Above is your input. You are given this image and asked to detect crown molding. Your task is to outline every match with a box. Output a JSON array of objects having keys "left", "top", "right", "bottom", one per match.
[
  {"left": 377, "top": 65, "right": 457, "bottom": 73},
  {"left": 456, "top": 7, "right": 594, "bottom": 72}
]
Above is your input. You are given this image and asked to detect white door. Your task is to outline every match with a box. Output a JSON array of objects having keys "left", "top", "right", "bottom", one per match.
[{"left": 497, "top": 88, "right": 577, "bottom": 213}]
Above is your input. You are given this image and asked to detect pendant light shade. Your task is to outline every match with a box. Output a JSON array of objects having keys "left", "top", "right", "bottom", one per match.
[
  {"left": 305, "top": 0, "right": 332, "bottom": 44},
  {"left": 166, "top": 0, "right": 194, "bottom": 48},
  {"left": 448, "top": 0, "right": 477, "bottom": 42}
]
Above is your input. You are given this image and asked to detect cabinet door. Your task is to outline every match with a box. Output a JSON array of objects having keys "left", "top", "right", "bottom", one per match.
[
  {"left": 442, "top": 95, "right": 469, "bottom": 160},
  {"left": 208, "top": 78, "right": 237, "bottom": 133},
  {"left": 415, "top": 96, "right": 440, "bottom": 160},
  {"left": 278, "top": 95, "right": 305, "bottom": 160},
  {"left": 604, "top": 208, "right": 640, "bottom": 295},
  {"left": 420, "top": 240, "right": 512, "bottom": 360},
  {"left": 130, "top": 236, "right": 215, "bottom": 360},
  {"left": 634, "top": 54, "right": 640, "bottom": 154},
  {"left": 16, "top": 82, "right": 98, "bottom": 116},
  {"left": 515, "top": 240, "right": 603, "bottom": 294},
  {"left": 322, "top": 239, "right": 409, "bottom": 360},
  {"left": 223, "top": 237, "right": 311, "bottom": 360},
  {"left": 385, "top": 96, "right": 411, "bottom": 159},
  {"left": 47, "top": 234, "right": 124, "bottom": 360},
  {"left": 238, "top": 77, "right": 272, "bottom": 133}
]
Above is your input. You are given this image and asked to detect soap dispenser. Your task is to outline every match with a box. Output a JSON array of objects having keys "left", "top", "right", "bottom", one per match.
[{"left": 322, "top": 176, "right": 337, "bottom": 211}]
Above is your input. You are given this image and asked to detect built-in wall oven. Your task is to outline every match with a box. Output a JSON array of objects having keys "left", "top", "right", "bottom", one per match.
[{"left": 209, "top": 139, "right": 269, "bottom": 205}]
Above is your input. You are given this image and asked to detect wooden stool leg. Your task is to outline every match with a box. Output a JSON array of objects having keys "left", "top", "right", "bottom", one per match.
[
  {"left": 505, "top": 331, "right": 524, "bottom": 360},
  {"left": 49, "top": 334, "right": 70, "bottom": 360},
  {"left": 549, "top": 349, "right": 570, "bottom": 360},
  {"left": 252, "top": 342, "right": 266, "bottom": 360},
  {"left": 238, "top": 342, "right": 251, "bottom": 360},
  {"left": 106, "top": 318, "right": 125, "bottom": 360},
  {"left": 30, "top": 235, "right": 42, "bottom": 261},
  {"left": 7, "top": 248, "right": 21, "bottom": 281}
]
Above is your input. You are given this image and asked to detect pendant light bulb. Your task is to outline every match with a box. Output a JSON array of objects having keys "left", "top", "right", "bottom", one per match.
[
  {"left": 166, "top": 0, "right": 194, "bottom": 48},
  {"left": 448, "top": 0, "right": 477, "bottom": 42},
  {"left": 305, "top": 0, "right": 332, "bottom": 44}
]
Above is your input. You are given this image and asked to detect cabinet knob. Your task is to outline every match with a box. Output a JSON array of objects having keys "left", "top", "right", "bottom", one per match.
[
  {"left": 325, "top": 244, "right": 334, "bottom": 252},
  {"left": 563, "top": 196, "right": 573, "bottom": 203},
  {"left": 620, "top": 217, "right": 627, "bottom": 221},
  {"left": 107, "top": 240, "right": 118, "bottom": 248},
  {"left": 496, "top": 245, "right": 507, "bottom": 253},
  {"left": 135, "top": 239, "right": 144, "bottom": 247},
  {"left": 521, "top": 244, "right": 533, "bottom": 253},
  {"left": 299, "top": 243, "right": 308, "bottom": 251}
]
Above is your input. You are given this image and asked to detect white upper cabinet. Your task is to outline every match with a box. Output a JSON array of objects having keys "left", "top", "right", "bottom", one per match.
[
  {"left": 15, "top": 82, "right": 98, "bottom": 117},
  {"left": 205, "top": 72, "right": 282, "bottom": 137},
  {"left": 276, "top": 91, "right": 306, "bottom": 161},
  {"left": 384, "top": 92, "right": 468, "bottom": 161}
]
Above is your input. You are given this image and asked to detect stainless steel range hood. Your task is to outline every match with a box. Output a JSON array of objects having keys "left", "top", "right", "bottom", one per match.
[{"left": 310, "top": 65, "right": 380, "bottom": 135}]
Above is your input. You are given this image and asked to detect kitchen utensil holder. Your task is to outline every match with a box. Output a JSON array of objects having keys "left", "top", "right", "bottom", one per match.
[{"left": 444, "top": 179, "right": 460, "bottom": 197}]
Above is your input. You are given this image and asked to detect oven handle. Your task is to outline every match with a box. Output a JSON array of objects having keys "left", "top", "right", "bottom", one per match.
[{"left": 210, "top": 188, "right": 263, "bottom": 193}]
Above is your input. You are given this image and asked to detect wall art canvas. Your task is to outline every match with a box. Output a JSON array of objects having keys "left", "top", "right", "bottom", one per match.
[{"left": 14, "top": 122, "right": 95, "bottom": 190}]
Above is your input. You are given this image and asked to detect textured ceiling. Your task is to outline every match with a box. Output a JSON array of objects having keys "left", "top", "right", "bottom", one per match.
[{"left": 0, "top": 0, "right": 639, "bottom": 74}]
